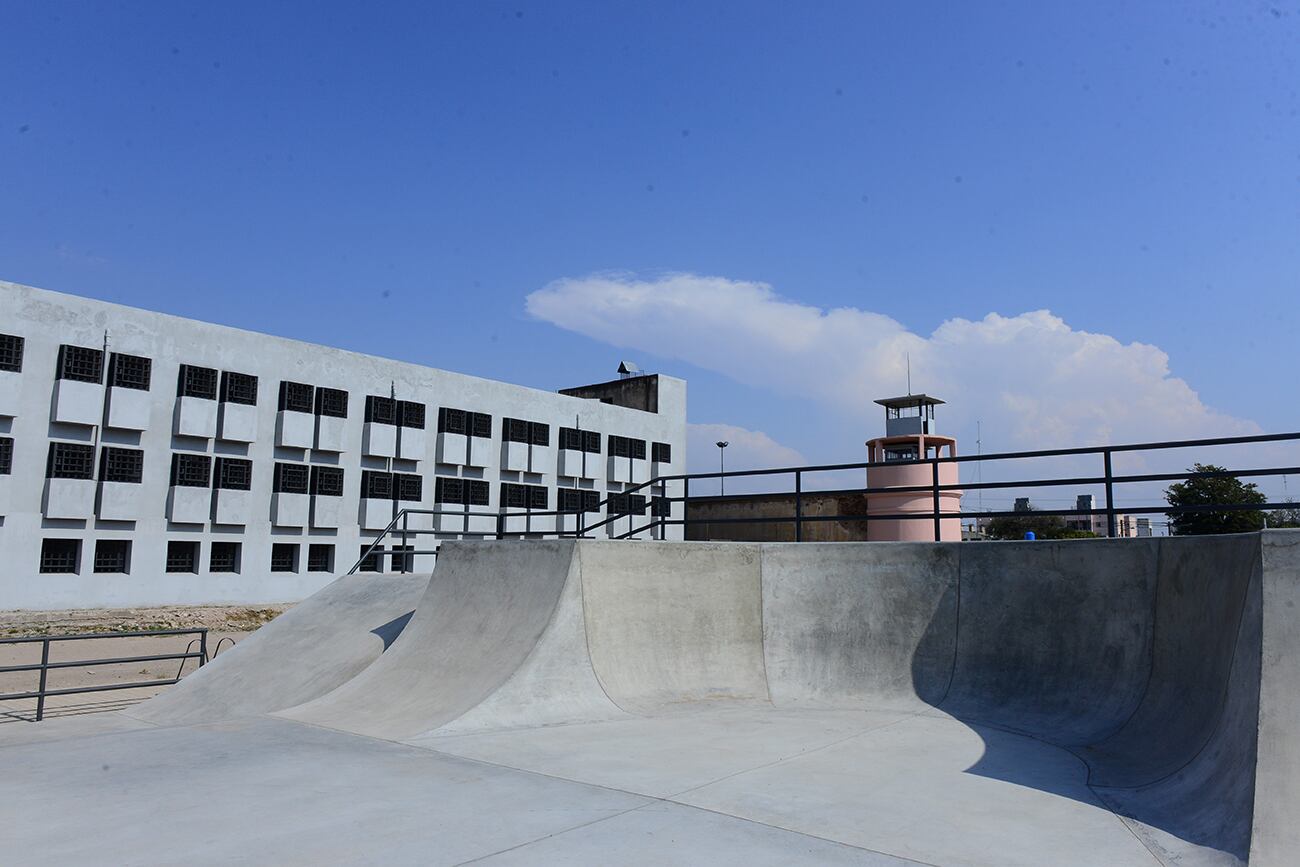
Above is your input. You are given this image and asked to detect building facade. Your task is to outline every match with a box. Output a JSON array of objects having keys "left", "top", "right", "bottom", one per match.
[{"left": 0, "top": 281, "right": 685, "bottom": 610}]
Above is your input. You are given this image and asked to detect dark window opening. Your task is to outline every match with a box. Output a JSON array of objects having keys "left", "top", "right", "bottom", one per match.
[
  {"left": 169, "top": 453, "right": 211, "bottom": 487},
  {"left": 99, "top": 447, "right": 143, "bottom": 483},
  {"left": 609, "top": 493, "right": 647, "bottom": 515},
  {"left": 0, "top": 333, "right": 24, "bottom": 372},
  {"left": 93, "top": 539, "right": 130, "bottom": 573},
  {"left": 47, "top": 442, "right": 95, "bottom": 479},
  {"left": 530, "top": 422, "right": 550, "bottom": 446},
  {"left": 652, "top": 442, "right": 672, "bottom": 464},
  {"left": 278, "top": 381, "right": 314, "bottom": 413},
  {"left": 435, "top": 477, "right": 489, "bottom": 506},
  {"left": 390, "top": 545, "right": 414, "bottom": 572},
  {"left": 652, "top": 496, "right": 671, "bottom": 517},
  {"left": 177, "top": 364, "right": 218, "bottom": 399},
  {"left": 315, "top": 387, "right": 348, "bottom": 418},
  {"left": 470, "top": 412, "right": 491, "bottom": 438},
  {"left": 215, "top": 457, "right": 252, "bottom": 490},
  {"left": 558, "top": 488, "right": 601, "bottom": 513},
  {"left": 310, "top": 465, "right": 345, "bottom": 497},
  {"left": 362, "top": 470, "right": 393, "bottom": 499},
  {"left": 609, "top": 436, "right": 647, "bottom": 459},
  {"left": 504, "top": 418, "right": 531, "bottom": 443},
  {"left": 209, "top": 542, "right": 240, "bottom": 573},
  {"left": 365, "top": 395, "right": 397, "bottom": 425},
  {"left": 398, "top": 401, "right": 425, "bottom": 429},
  {"left": 165, "top": 541, "right": 198, "bottom": 573},
  {"left": 270, "top": 543, "right": 298, "bottom": 573},
  {"left": 395, "top": 473, "right": 422, "bottom": 502},
  {"left": 502, "top": 483, "right": 548, "bottom": 510},
  {"left": 0, "top": 437, "right": 14, "bottom": 475},
  {"left": 358, "top": 544, "right": 383, "bottom": 573},
  {"left": 56, "top": 345, "right": 103, "bottom": 383},
  {"left": 220, "top": 371, "right": 259, "bottom": 405},
  {"left": 40, "top": 539, "right": 80, "bottom": 574},
  {"left": 109, "top": 353, "right": 152, "bottom": 390},
  {"left": 273, "top": 462, "right": 310, "bottom": 495},
  {"left": 560, "top": 428, "right": 601, "bottom": 454},
  {"left": 307, "top": 544, "right": 334, "bottom": 573},
  {"left": 437, "top": 407, "right": 466, "bottom": 435}
]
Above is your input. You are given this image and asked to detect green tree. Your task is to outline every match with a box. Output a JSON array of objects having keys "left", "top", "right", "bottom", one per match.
[
  {"left": 1165, "top": 464, "right": 1266, "bottom": 536},
  {"left": 1266, "top": 504, "right": 1300, "bottom": 529},
  {"left": 983, "top": 509, "right": 1096, "bottom": 540}
]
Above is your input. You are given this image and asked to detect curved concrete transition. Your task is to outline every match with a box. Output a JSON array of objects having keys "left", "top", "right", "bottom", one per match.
[{"left": 1, "top": 533, "right": 1296, "bottom": 866}]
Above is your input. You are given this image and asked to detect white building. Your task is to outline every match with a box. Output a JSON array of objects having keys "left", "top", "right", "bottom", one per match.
[{"left": 0, "top": 281, "right": 686, "bottom": 610}]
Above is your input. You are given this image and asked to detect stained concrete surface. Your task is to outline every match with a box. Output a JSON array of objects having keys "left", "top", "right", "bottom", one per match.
[{"left": 1, "top": 533, "right": 1296, "bottom": 866}]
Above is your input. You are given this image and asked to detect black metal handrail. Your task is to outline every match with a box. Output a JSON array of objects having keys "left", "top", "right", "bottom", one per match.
[
  {"left": 346, "top": 430, "right": 1300, "bottom": 567},
  {"left": 0, "top": 628, "right": 208, "bottom": 722}
]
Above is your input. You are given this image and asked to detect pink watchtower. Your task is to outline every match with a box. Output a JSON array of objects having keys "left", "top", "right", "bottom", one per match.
[{"left": 864, "top": 394, "right": 963, "bottom": 541}]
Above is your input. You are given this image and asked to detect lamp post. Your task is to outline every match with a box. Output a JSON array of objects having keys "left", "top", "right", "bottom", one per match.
[{"left": 716, "top": 441, "right": 729, "bottom": 496}]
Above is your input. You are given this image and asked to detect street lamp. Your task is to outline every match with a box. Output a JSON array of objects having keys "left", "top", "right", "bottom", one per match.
[{"left": 716, "top": 441, "right": 729, "bottom": 495}]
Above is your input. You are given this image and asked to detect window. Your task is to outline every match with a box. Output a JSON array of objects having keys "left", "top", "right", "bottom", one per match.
[
  {"left": 47, "top": 443, "right": 95, "bottom": 479},
  {"left": 0, "top": 333, "right": 23, "bottom": 372},
  {"left": 215, "top": 457, "right": 252, "bottom": 490},
  {"left": 99, "top": 447, "right": 144, "bottom": 483},
  {"left": 362, "top": 470, "right": 393, "bottom": 499},
  {"left": 560, "top": 428, "right": 601, "bottom": 453},
  {"left": 390, "top": 545, "right": 414, "bottom": 572},
  {"left": 315, "top": 387, "right": 348, "bottom": 418},
  {"left": 358, "top": 544, "right": 383, "bottom": 573},
  {"left": 170, "top": 453, "right": 211, "bottom": 487},
  {"left": 609, "top": 436, "right": 647, "bottom": 459},
  {"left": 652, "top": 442, "right": 671, "bottom": 464},
  {"left": 398, "top": 401, "right": 425, "bottom": 429},
  {"left": 220, "top": 371, "right": 258, "bottom": 405},
  {"left": 108, "top": 353, "right": 152, "bottom": 390},
  {"left": 558, "top": 488, "right": 601, "bottom": 513},
  {"left": 501, "top": 483, "right": 548, "bottom": 509},
  {"left": 470, "top": 411, "right": 491, "bottom": 438},
  {"left": 0, "top": 437, "right": 13, "bottom": 475},
  {"left": 395, "top": 473, "right": 422, "bottom": 502},
  {"left": 177, "top": 364, "right": 219, "bottom": 399},
  {"left": 209, "top": 542, "right": 241, "bottom": 573},
  {"left": 437, "top": 407, "right": 466, "bottom": 434},
  {"left": 278, "top": 381, "right": 314, "bottom": 413},
  {"left": 56, "top": 345, "right": 103, "bottom": 383},
  {"left": 93, "top": 540, "right": 130, "bottom": 574},
  {"left": 530, "top": 422, "right": 550, "bottom": 446},
  {"left": 270, "top": 543, "right": 298, "bottom": 573},
  {"left": 165, "top": 541, "right": 199, "bottom": 573},
  {"left": 652, "top": 496, "right": 671, "bottom": 517},
  {"left": 609, "top": 493, "right": 647, "bottom": 515},
  {"left": 307, "top": 544, "right": 334, "bottom": 572},
  {"left": 310, "top": 465, "right": 345, "bottom": 497},
  {"left": 40, "top": 539, "right": 80, "bottom": 574},
  {"left": 504, "top": 418, "right": 530, "bottom": 443},
  {"left": 273, "top": 462, "right": 310, "bottom": 495},
  {"left": 434, "top": 477, "right": 488, "bottom": 505},
  {"left": 365, "top": 395, "right": 397, "bottom": 425}
]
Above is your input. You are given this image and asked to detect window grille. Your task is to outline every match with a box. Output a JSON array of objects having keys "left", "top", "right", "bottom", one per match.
[
  {"left": 365, "top": 395, "right": 396, "bottom": 424},
  {"left": 165, "top": 541, "right": 198, "bottom": 573},
  {"left": 220, "top": 371, "right": 258, "bottom": 405},
  {"left": 390, "top": 545, "right": 414, "bottom": 572},
  {"left": 652, "top": 442, "right": 672, "bottom": 464},
  {"left": 609, "top": 436, "right": 646, "bottom": 459},
  {"left": 47, "top": 443, "right": 94, "bottom": 479},
  {"left": 630, "top": 439, "right": 647, "bottom": 460},
  {"left": 358, "top": 544, "right": 382, "bottom": 573},
  {"left": 438, "top": 407, "right": 466, "bottom": 435},
  {"left": 470, "top": 412, "right": 492, "bottom": 438},
  {"left": 395, "top": 473, "right": 422, "bottom": 502},
  {"left": 307, "top": 544, "right": 333, "bottom": 572},
  {"left": 558, "top": 488, "right": 600, "bottom": 513},
  {"left": 56, "top": 345, "right": 103, "bottom": 383},
  {"left": 0, "top": 437, "right": 13, "bottom": 475},
  {"left": 652, "top": 496, "right": 671, "bottom": 517},
  {"left": 40, "top": 539, "right": 80, "bottom": 574},
  {"left": 530, "top": 422, "right": 550, "bottom": 446},
  {"left": 315, "top": 387, "right": 348, "bottom": 418},
  {"left": 0, "top": 333, "right": 23, "bottom": 372},
  {"left": 398, "top": 401, "right": 425, "bottom": 429},
  {"left": 170, "top": 453, "right": 211, "bottom": 487},
  {"left": 362, "top": 470, "right": 393, "bottom": 499},
  {"left": 278, "top": 381, "right": 314, "bottom": 413},
  {"left": 310, "top": 465, "right": 345, "bottom": 497},
  {"left": 468, "top": 479, "right": 489, "bottom": 505},
  {"left": 504, "top": 418, "right": 531, "bottom": 443},
  {"left": 270, "top": 543, "right": 297, "bottom": 573},
  {"left": 177, "top": 364, "right": 218, "bottom": 399},
  {"left": 209, "top": 542, "right": 240, "bottom": 573},
  {"left": 609, "top": 493, "right": 647, "bottom": 515},
  {"left": 215, "top": 457, "right": 252, "bottom": 490},
  {"left": 502, "top": 483, "right": 548, "bottom": 510},
  {"left": 434, "top": 477, "right": 464, "bottom": 504},
  {"left": 560, "top": 428, "right": 601, "bottom": 453},
  {"left": 583, "top": 431, "right": 601, "bottom": 453},
  {"left": 93, "top": 540, "right": 130, "bottom": 573},
  {"left": 273, "top": 462, "right": 309, "bottom": 495},
  {"left": 109, "top": 353, "right": 152, "bottom": 390},
  {"left": 99, "top": 447, "right": 143, "bottom": 483}
]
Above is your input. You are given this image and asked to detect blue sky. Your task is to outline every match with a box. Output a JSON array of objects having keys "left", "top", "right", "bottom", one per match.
[{"left": 3, "top": 2, "right": 1297, "bottom": 505}]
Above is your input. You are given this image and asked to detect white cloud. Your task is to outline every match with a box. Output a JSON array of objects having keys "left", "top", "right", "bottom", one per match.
[{"left": 526, "top": 272, "right": 1259, "bottom": 458}]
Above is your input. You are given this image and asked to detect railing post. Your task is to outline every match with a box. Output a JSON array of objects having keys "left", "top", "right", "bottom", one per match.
[
  {"left": 199, "top": 628, "right": 209, "bottom": 666},
  {"left": 795, "top": 470, "right": 803, "bottom": 542},
  {"left": 399, "top": 511, "right": 409, "bottom": 574},
  {"left": 931, "top": 460, "right": 941, "bottom": 542},
  {"left": 36, "top": 637, "right": 49, "bottom": 722},
  {"left": 683, "top": 476, "right": 690, "bottom": 540},
  {"left": 1104, "top": 450, "right": 1116, "bottom": 538}
]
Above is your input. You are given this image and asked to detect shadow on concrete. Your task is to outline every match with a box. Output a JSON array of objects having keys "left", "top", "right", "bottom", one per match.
[{"left": 371, "top": 610, "right": 415, "bottom": 651}]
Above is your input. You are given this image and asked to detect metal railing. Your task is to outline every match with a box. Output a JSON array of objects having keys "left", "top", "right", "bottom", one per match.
[
  {"left": 347, "top": 430, "right": 1300, "bottom": 570},
  {"left": 0, "top": 628, "right": 208, "bottom": 722}
]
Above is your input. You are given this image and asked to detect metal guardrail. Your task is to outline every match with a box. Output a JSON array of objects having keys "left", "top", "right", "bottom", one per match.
[
  {"left": 347, "top": 430, "right": 1300, "bottom": 570},
  {"left": 0, "top": 628, "right": 208, "bottom": 722}
]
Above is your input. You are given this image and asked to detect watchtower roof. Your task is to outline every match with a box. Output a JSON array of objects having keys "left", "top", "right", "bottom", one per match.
[{"left": 873, "top": 394, "right": 945, "bottom": 410}]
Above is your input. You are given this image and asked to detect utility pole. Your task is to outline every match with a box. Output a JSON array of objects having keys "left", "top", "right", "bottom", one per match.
[{"left": 716, "top": 441, "right": 729, "bottom": 496}]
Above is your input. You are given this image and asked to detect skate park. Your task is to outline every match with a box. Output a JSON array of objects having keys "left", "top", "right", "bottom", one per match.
[{"left": 2, "top": 531, "right": 1297, "bottom": 866}]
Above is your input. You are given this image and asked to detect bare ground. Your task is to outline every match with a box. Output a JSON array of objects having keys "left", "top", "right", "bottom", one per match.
[{"left": 0, "top": 605, "right": 291, "bottom": 724}]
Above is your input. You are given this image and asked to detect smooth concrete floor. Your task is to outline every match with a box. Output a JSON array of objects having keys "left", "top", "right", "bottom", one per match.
[{"left": 0, "top": 704, "right": 1220, "bottom": 866}]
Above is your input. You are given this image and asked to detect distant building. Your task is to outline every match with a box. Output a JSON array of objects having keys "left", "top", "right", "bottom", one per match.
[{"left": 864, "top": 395, "right": 962, "bottom": 541}]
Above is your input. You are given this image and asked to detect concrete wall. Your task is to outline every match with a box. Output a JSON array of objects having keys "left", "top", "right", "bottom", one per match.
[
  {"left": 0, "top": 280, "right": 686, "bottom": 609},
  {"left": 686, "top": 492, "right": 874, "bottom": 542}
]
